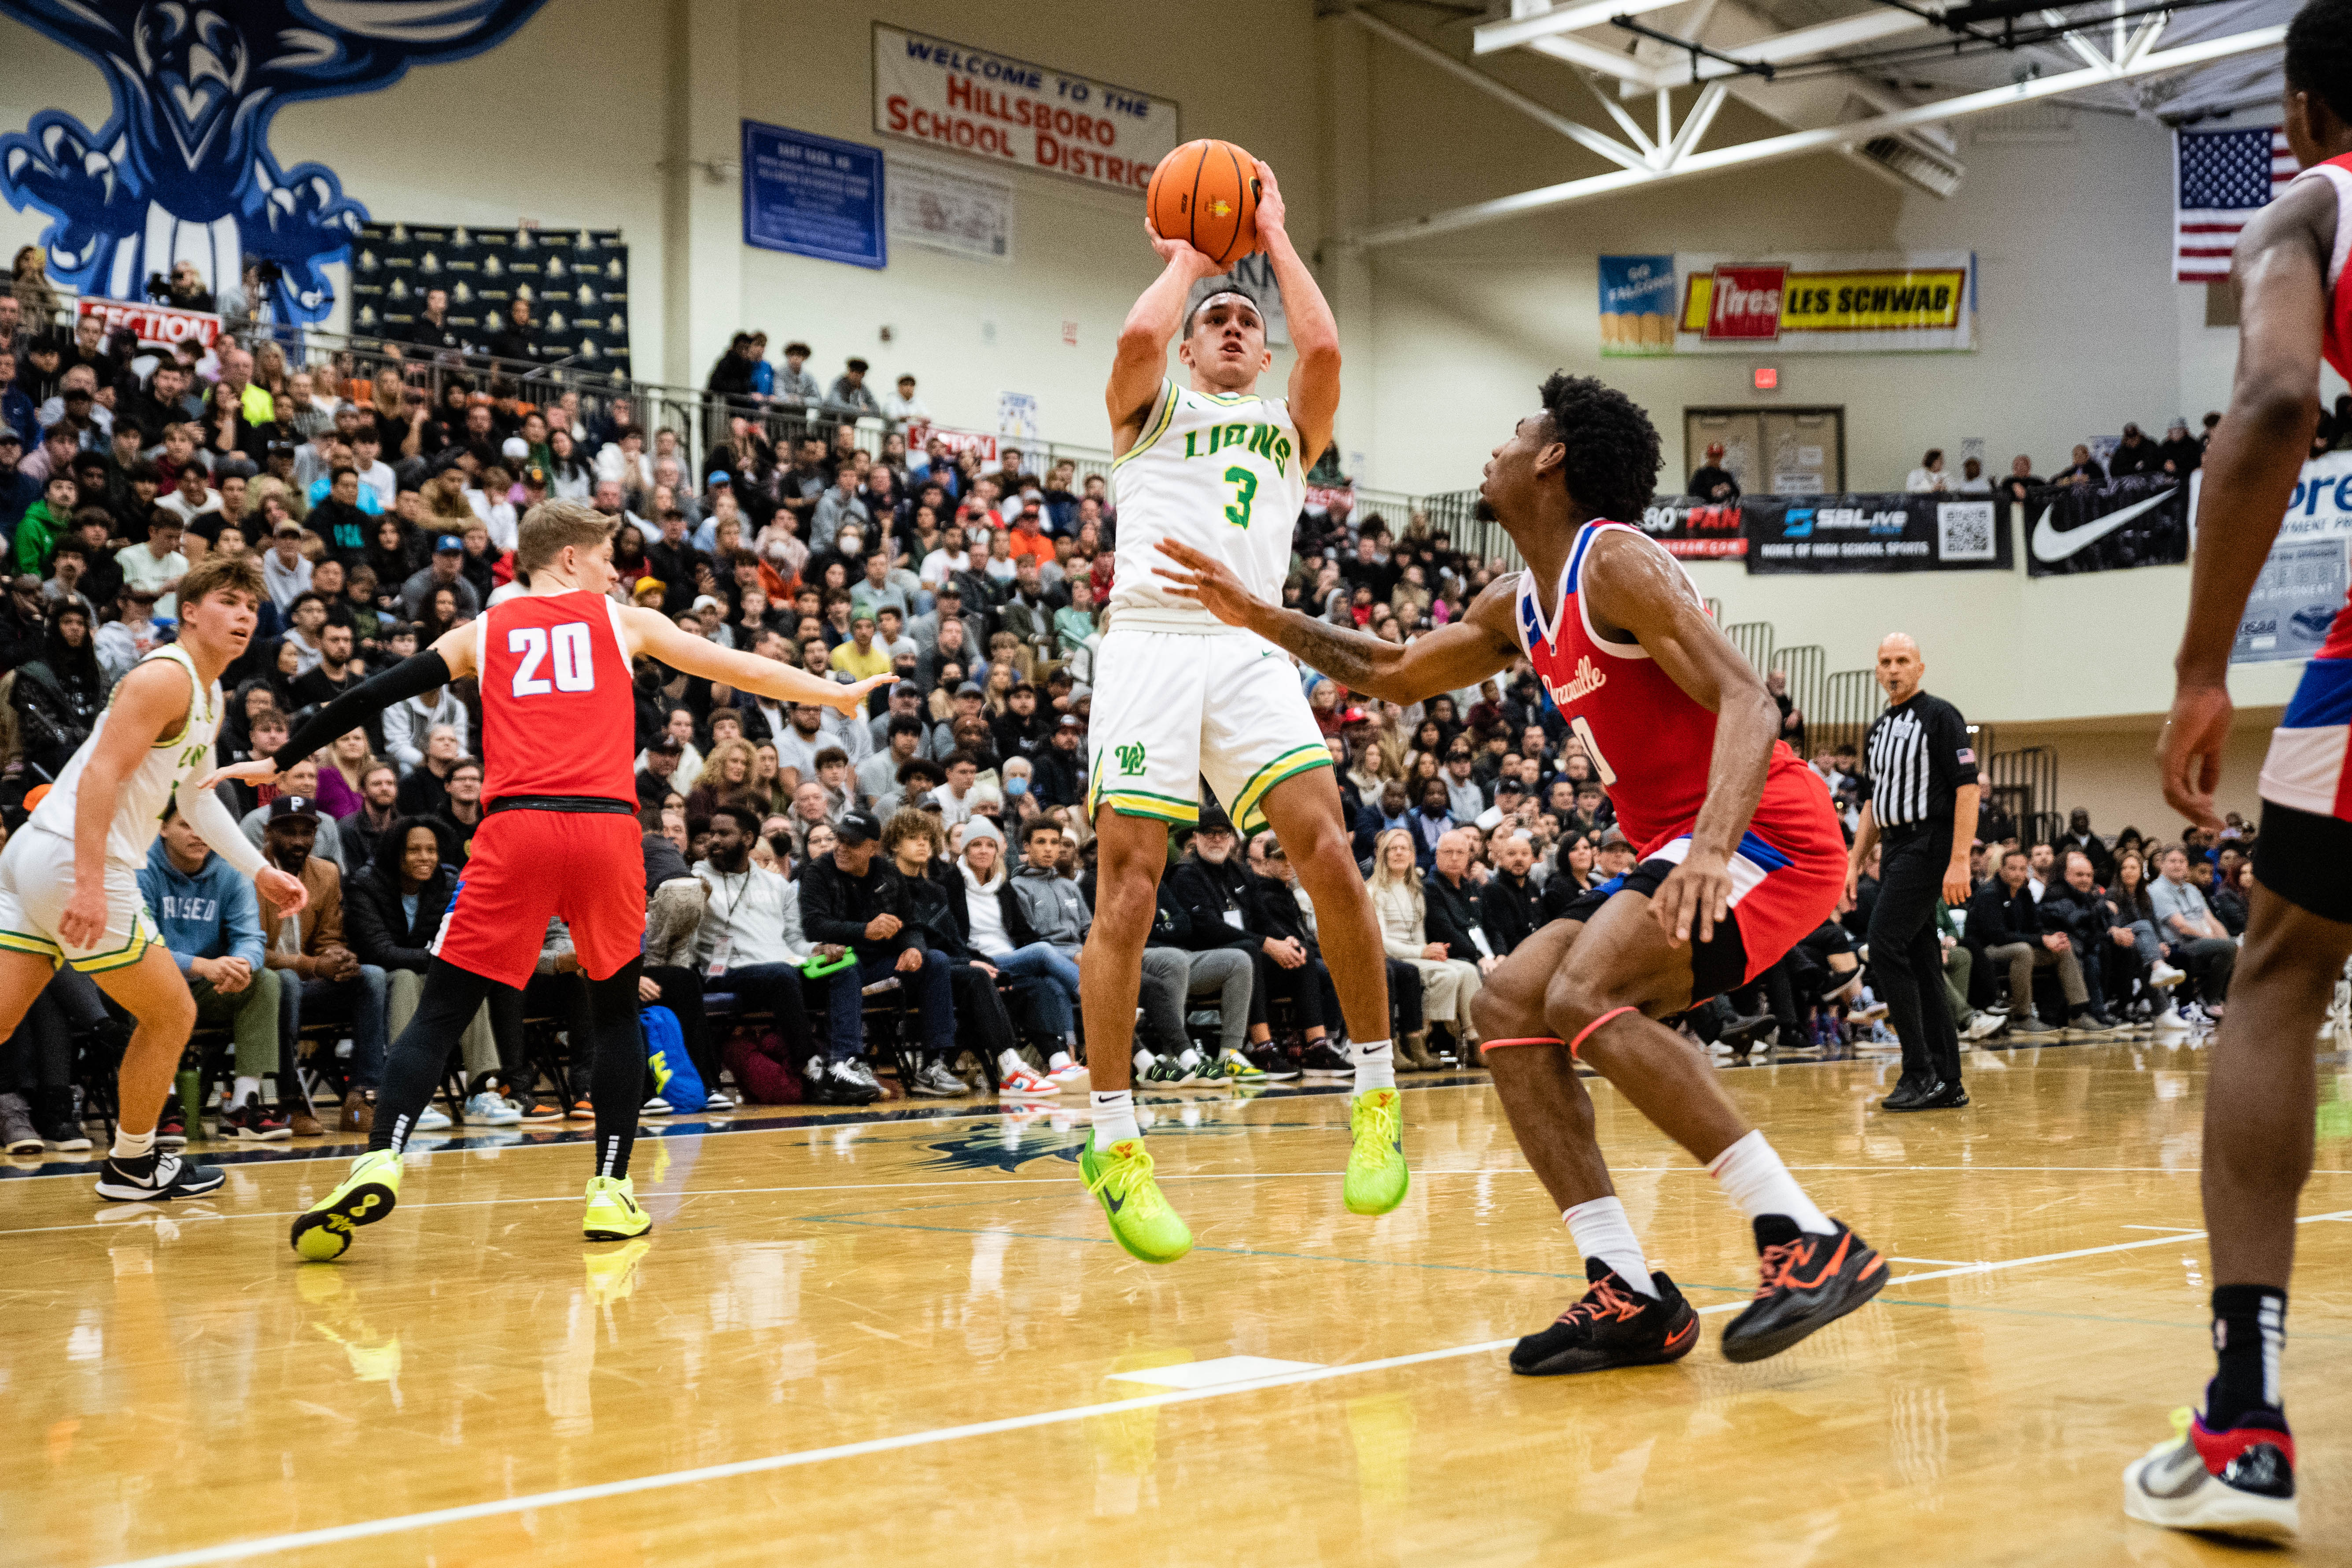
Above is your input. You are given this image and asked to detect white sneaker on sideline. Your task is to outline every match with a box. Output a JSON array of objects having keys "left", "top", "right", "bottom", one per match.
[
  {"left": 413, "top": 1105, "right": 452, "bottom": 1131},
  {"left": 2150, "top": 961, "right": 2186, "bottom": 989},
  {"left": 1000, "top": 1063, "right": 1059, "bottom": 1098},
  {"left": 463, "top": 1091, "right": 521, "bottom": 1126},
  {"left": 1047, "top": 1053, "right": 1090, "bottom": 1088}
]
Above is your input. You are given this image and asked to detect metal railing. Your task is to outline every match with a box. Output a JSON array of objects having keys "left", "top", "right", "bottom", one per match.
[
  {"left": 1817, "top": 669, "right": 1883, "bottom": 757},
  {"left": 1774, "top": 644, "right": 1825, "bottom": 753},
  {"left": 1724, "top": 620, "right": 1774, "bottom": 679},
  {"left": 1985, "top": 746, "right": 2060, "bottom": 845}
]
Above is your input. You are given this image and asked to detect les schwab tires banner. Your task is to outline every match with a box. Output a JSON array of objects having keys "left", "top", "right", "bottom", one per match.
[
  {"left": 2020, "top": 475, "right": 2190, "bottom": 578},
  {"left": 1742, "top": 494, "right": 2012, "bottom": 574}
]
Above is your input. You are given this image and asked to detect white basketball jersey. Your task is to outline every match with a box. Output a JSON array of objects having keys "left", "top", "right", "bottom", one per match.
[
  {"left": 28, "top": 645, "right": 222, "bottom": 866},
  {"left": 1109, "top": 378, "right": 1306, "bottom": 632}
]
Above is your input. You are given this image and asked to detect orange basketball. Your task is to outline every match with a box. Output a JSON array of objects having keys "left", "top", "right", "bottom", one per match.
[{"left": 1148, "top": 139, "right": 1261, "bottom": 267}]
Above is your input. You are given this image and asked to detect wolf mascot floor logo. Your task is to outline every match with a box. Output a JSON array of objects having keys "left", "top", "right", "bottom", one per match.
[{"left": 0, "top": 0, "right": 548, "bottom": 326}]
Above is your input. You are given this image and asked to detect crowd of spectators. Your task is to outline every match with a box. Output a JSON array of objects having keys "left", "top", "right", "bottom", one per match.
[{"left": 0, "top": 269, "right": 2265, "bottom": 1148}]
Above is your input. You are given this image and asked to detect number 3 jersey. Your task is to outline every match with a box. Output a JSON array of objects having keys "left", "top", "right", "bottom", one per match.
[
  {"left": 473, "top": 590, "right": 638, "bottom": 806},
  {"left": 1109, "top": 377, "right": 1305, "bottom": 632}
]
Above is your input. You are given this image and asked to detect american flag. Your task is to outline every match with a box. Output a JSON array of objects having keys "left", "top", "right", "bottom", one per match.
[{"left": 2175, "top": 127, "right": 2296, "bottom": 283}]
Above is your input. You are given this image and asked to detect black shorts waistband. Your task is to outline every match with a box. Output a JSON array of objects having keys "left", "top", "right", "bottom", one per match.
[{"left": 485, "top": 795, "right": 637, "bottom": 817}]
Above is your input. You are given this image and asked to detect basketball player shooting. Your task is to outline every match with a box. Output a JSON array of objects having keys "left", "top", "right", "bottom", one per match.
[
  {"left": 2124, "top": 0, "right": 2352, "bottom": 1541},
  {"left": 1158, "top": 374, "right": 1887, "bottom": 1369},
  {"left": 1079, "top": 155, "right": 1400, "bottom": 1266},
  {"left": 204, "top": 502, "right": 891, "bottom": 1257}
]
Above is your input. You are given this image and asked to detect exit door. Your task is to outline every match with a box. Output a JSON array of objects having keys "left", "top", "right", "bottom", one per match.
[{"left": 1683, "top": 406, "right": 1846, "bottom": 496}]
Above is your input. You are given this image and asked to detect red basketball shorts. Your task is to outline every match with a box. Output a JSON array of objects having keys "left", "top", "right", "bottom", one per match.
[{"left": 431, "top": 810, "right": 645, "bottom": 987}]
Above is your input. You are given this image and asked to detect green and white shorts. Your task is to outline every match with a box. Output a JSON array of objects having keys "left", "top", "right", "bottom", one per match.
[
  {"left": 0, "top": 826, "right": 161, "bottom": 973},
  {"left": 1087, "top": 626, "right": 1331, "bottom": 832}
]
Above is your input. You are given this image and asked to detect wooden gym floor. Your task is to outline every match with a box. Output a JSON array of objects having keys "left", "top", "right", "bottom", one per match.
[{"left": 5, "top": 1040, "right": 2352, "bottom": 1568}]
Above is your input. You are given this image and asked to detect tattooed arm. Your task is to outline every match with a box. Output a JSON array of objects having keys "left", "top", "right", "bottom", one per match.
[{"left": 1154, "top": 540, "right": 1520, "bottom": 704}]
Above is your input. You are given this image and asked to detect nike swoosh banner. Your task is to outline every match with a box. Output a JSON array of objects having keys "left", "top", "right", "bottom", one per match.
[
  {"left": 2022, "top": 476, "right": 2189, "bottom": 578},
  {"left": 1742, "top": 493, "right": 2012, "bottom": 574}
]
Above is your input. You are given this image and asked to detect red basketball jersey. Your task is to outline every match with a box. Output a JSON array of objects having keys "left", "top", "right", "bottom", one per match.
[
  {"left": 473, "top": 590, "right": 638, "bottom": 806},
  {"left": 2303, "top": 152, "right": 2352, "bottom": 382},
  {"left": 1516, "top": 521, "right": 1810, "bottom": 855}
]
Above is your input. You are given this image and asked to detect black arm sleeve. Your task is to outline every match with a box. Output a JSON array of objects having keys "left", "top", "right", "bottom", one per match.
[{"left": 277, "top": 651, "right": 453, "bottom": 764}]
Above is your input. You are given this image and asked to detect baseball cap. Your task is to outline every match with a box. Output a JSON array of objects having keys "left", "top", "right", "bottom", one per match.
[
  {"left": 434, "top": 534, "right": 464, "bottom": 553},
  {"left": 1340, "top": 706, "right": 1371, "bottom": 725},
  {"left": 1599, "top": 826, "right": 1632, "bottom": 850},
  {"left": 501, "top": 436, "right": 529, "bottom": 461},
  {"left": 648, "top": 733, "right": 683, "bottom": 755},
  {"left": 1706, "top": 442, "right": 1725, "bottom": 458},
  {"left": 835, "top": 809, "right": 882, "bottom": 846},
  {"left": 708, "top": 470, "right": 731, "bottom": 487},
  {"left": 268, "top": 794, "right": 320, "bottom": 824},
  {"left": 1497, "top": 777, "right": 1526, "bottom": 796},
  {"left": 523, "top": 465, "right": 547, "bottom": 487},
  {"left": 955, "top": 680, "right": 983, "bottom": 697},
  {"left": 1057, "top": 714, "right": 1082, "bottom": 730},
  {"left": 1194, "top": 805, "right": 1235, "bottom": 835},
  {"left": 0, "top": 429, "right": 21, "bottom": 449},
  {"left": 690, "top": 594, "right": 722, "bottom": 613}
]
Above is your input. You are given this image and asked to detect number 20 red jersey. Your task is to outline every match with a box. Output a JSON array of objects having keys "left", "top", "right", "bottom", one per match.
[{"left": 473, "top": 590, "right": 639, "bottom": 806}]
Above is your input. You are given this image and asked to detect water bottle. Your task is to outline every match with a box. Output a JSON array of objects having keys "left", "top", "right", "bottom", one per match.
[{"left": 176, "top": 1068, "right": 203, "bottom": 1132}]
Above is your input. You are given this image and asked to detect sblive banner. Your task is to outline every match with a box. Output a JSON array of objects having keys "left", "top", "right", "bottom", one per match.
[
  {"left": 2231, "top": 451, "right": 2352, "bottom": 664},
  {"left": 1637, "top": 497, "right": 1747, "bottom": 559},
  {"left": 350, "top": 222, "right": 631, "bottom": 374},
  {"left": 1600, "top": 251, "right": 1976, "bottom": 355},
  {"left": 872, "top": 23, "right": 1180, "bottom": 196},
  {"left": 2020, "top": 475, "right": 2189, "bottom": 578},
  {"left": 1743, "top": 494, "right": 2011, "bottom": 573}
]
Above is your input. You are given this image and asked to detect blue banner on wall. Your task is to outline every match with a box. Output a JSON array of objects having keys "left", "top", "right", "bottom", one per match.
[{"left": 742, "top": 122, "right": 887, "bottom": 269}]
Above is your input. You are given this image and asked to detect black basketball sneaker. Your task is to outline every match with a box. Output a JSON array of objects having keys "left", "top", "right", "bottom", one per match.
[
  {"left": 1511, "top": 1260, "right": 1701, "bottom": 1376},
  {"left": 2123, "top": 1405, "right": 2298, "bottom": 1542},
  {"left": 1719, "top": 1215, "right": 1888, "bottom": 1363}
]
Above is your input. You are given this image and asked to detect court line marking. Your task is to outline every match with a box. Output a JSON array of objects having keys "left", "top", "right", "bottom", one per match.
[
  {"left": 77, "top": 1212, "right": 2352, "bottom": 1568},
  {"left": 2121, "top": 1225, "right": 2204, "bottom": 1232},
  {"left": 89, "top": 1335, "right": 1529, "bottom": 1568}
]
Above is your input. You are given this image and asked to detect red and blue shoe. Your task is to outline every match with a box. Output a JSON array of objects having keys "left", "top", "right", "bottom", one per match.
[{"left": 2123, "top": 1406, "right": 2297, "bottom": 1542}]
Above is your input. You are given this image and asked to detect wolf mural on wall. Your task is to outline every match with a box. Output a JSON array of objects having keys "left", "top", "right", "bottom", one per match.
[{"left": 0, "top": 0, "right": 549, "bottom": 326}]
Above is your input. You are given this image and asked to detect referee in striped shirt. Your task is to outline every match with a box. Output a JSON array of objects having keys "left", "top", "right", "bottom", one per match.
[{"left": 1848, "top": 633, "right": 1980, "bottom": 1111}]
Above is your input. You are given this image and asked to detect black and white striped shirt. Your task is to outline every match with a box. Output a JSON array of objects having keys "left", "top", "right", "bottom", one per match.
[{"left": 1862, "top": 691, "right": 1976, "bottom": 830}]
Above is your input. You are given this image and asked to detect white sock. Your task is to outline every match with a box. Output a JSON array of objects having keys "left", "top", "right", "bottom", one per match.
[
  {"left": 112, "top": 1126, "right": 156, "bottom": 1160},
  {"left": 1048, "top": 1051, "right": 1073, "bottom": 1072},
  {"left": 998, "top": 1049, "right": 1026, "bottom": 1080},
  {"left": 1090, "top": 1089, "right": 1140, "bottom": 1147},
  {"left": 1132, "top": 1048, "right": 1155, "bottom": 1075},
  {"left": 1350, "top": 1038, "right": 1395, "bottom": 1095},
  {"left": 1707, "top": 1129, "right": 1834, "bottom": 1236},
  {"left": 1565, "top": 1196, "right": 1659, "bottom": 1298},
  {"left": 233, "top": 1074, "right": 262, "bottom": 1107}
]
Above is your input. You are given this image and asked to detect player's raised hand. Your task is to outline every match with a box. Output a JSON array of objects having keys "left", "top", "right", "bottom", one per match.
[
  {"left": 255, "top": 864, "right": 310, "bottom": 919},
  {"left": 1252, "top": 159, "right": 1285, "bottom": 241},
  {"left": 1653, "top": 846, "right": 1733, "bottom": 947},
  {"left": 828, "top": 673, "right": 896, "bottom": 715},
  {"left": 2159, "top": 681, "right": 2231, "bottom": 833},
  {"left": 196, "top": 757, "right": 281, "bottom": 793},
  {"left": 1153, "top": 540, "right": 1260, "bottom": 629},
  {"left": 1145, "top": 213, "right": 1218, "bottom": 274}
]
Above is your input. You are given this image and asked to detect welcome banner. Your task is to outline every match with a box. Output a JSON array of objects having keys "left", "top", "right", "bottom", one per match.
[
  {"left": 872, "top": 24, "right": 1181, "bottom": 196},
  {"left": 1600, "top": 251, "right": 1976, "bottom": 355}
]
